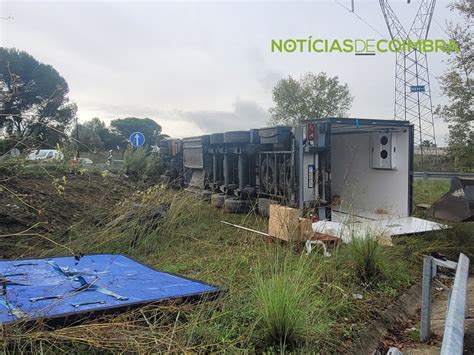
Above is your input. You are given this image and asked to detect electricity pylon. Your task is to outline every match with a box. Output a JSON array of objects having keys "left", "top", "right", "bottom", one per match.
[{"left": 379, "top": 0, "right": 437, "bottom": 158}]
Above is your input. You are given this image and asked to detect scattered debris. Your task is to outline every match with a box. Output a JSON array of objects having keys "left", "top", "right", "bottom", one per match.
[
  {"left": 0, "top": 254, "right": 220, "bottom": 325},
  {"left": 305, "top": 240, "right": 332, "bottom": 257},
  {"left": 387, "top": 347, "right": 403, "bottom": 355},
  {"left": 431, "top": 177, "right": 474, "bottom": 222},
  {"left": 220, "top": 221, "right": 269, "bottom": 237}
]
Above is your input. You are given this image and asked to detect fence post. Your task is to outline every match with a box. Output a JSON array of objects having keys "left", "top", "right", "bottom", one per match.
[{"left": 420, "top": 256, "right": 433, "bottom": 341}]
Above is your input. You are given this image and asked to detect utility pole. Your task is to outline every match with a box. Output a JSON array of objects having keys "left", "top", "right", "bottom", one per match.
[
  {"left": 75, "top": 116, "right": 80, "bottom": 159},
  {"left": 379, "top": 0, "right": 437, "bottom": 160}
]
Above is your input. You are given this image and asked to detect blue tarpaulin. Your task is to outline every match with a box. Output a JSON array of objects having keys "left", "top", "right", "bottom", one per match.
[{"left": 0, "top": 254, "right": 219, "bottom": 324}]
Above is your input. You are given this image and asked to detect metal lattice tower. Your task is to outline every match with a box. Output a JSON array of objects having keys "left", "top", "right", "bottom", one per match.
[{"left": 379, "top": 0, "right": 437, "bottom": 157}]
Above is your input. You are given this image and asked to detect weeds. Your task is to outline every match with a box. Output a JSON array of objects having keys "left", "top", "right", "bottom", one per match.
[
  {"left": 253, "top": 255, "right": 316, "bottom": 349},
  {"left": 1, "top": 177, "right": 470, "bottom": 353},
  {"left": 123, "top": 147, "right": 148, "bottom": 179},
  {"left": 412, "top": 179, "right": 450, "bottom": 206},
  {"left": 347, "top": 237, "right": 385, "bottom": 287},
  {"left": 123, "top": 147, "right": 165, "bottom": 182}
]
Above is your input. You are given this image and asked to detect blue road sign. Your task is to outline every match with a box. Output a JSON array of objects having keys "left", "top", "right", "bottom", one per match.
[
  {"left": 129, "top": 132, "right": 145, "bottom": 147},
  {"left": 411, "top": 85, "right": 426, "bottom": 93}
]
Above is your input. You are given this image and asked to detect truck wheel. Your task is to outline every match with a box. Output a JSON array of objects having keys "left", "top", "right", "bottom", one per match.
[
  {"left": 210, "top": 133, "right": 224, "bottom": 144},
  {"left": 200, "top": 190, "right": 212, "bottom": 202},
  {"left": 223, "top": 131, "right": 250, "bottom": 144},
  {"left": 258, "top": 198, "right": 277, "bottom": 218},
  {"left": 224, "top": 198, "right": 252, "bottom": 214},
  {"left": 211, "top": 193, "right": 226, "bottom": 208}
]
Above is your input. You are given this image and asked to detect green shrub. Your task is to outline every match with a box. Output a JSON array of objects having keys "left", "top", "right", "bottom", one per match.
[
  {"left": 124, "top": 147, "right": 148, "bottom": 179},
  {"left": 144, "top": 153, "right": 165, "bottom": 182}
]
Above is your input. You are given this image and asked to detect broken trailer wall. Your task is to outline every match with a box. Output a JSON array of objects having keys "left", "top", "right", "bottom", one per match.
[{"left": 330, "top": 120, "right": 413, "bottom": 218}]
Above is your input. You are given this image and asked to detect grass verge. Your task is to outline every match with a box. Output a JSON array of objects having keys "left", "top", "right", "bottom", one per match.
[{"left": 1, "top": 179, "right": 472, "bottom": 352}]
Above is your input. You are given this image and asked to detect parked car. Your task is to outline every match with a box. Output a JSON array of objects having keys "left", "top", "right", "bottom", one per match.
[
  {"left": 27, "top": 149, "right": 64, "bottom": 161},
  {"left": 77, "top": 157, "right": 94, "bottom": 166}
]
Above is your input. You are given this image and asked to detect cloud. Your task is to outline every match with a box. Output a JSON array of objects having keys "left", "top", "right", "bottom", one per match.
[
  {"left": 182, "top": 99, "right": 270, "bottom": 134},
  {"left": 77, "top": 99, "right": 270, "bottom": 138}
]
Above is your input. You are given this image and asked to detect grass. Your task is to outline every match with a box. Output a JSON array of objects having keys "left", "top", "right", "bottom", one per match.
[
  {"left": 345, "top": 237, "right": 385, "bottom": 287},
  {"left": 412, "top": 179, "right": 450, "bottom": 206},
  {"left": 253, "top": 255, "right": 331, "bottom": 351},
  {"left": 1, "top": 178, "right": 472, "bottom": 353}
]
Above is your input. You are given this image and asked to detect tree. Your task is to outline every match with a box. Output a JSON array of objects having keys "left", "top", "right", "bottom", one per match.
[
  {"left": 0, "top": 48, "right": 77, "bottom": 146},
  {"left": 269, "top": 72, "right": 353, "bottom": 126},
  {"left": 436, "top": 0, "right": 473, "bottom": 171},
  {"left": 84, "top": 117, "right": 122, "bottom": 149},
  {"left": 71, "top": 123, "right": 104, "bottom": 151},
  {"left": 110, "top": 117, "right": 162, "bottom": 146}
]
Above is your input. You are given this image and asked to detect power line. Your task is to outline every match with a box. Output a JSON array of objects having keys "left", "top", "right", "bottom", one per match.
[{"left": 334, "top": 0, "right": 387, "bottom": 38}]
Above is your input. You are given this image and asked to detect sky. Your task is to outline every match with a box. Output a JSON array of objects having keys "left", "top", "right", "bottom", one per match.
[{"left": 0, "top": 0, "right": 463, "bottom": 145}]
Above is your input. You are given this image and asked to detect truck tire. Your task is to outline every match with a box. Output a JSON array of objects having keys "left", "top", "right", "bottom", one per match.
[
  {"left": 258, "top": 198, "right": 277, "bottom": 218},
  {"left": 224, "top": 198, "right": 252, "bottom": 214},
  {"left": 211, "top": 193, "right": 226, "bottom": 208},
  {"left": 210, "top": 133, "right": 224, "bottom": 144},
  {"left": 200, "top": 190, "right": 212, "bottom": 202},
  {"left": 223, "top": 131, "right": 250, "bottom": 144},
  {"left": 240, "top": 186, "right": 257, "bottom": 200}
]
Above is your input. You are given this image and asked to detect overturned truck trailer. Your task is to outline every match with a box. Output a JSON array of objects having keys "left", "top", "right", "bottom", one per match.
[{"left": 177, "top": 118, "right": 443, "bottom": 235}]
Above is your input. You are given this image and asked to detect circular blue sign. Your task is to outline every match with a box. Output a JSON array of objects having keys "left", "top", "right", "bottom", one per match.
[{"left": 129, "top": 132, "right": 145, "bottom": 147}]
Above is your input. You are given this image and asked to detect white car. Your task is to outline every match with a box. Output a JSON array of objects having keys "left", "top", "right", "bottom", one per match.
[
  {"left": 77, "top": 157, "right": 94, "bottom": 165},
  {"left": 27, "top": 149, "right": 64, "bottom": 161}
]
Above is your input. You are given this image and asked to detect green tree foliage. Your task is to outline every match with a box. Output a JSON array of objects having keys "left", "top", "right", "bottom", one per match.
[
  {"left": 0, "top": 48, "right": 77, "bottom": 146},
  {"left": 269, "top": 72, "right": 353, "bottom": 126},
  {"left": 436, "top": 0, "right": 473, "bottom": 171},
  {"left": 84, "top": 117, "right": 122, "bottom": 149},
  {"left": 124, "top": 147, "right": 148, "bottom": 179},
  {"left": 110, "top": 117, "right": 162, "bottom": 145},
  {"left": 123, "top": 146, "right": 165, "bottom": 181},
  {"left": 71, "top": 123, "right": 104, "bottom": 151}
]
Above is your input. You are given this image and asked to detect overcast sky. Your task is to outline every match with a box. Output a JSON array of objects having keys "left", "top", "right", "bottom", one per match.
[{"left": 0, "top": 0, "right": 463, "bottom": 145}]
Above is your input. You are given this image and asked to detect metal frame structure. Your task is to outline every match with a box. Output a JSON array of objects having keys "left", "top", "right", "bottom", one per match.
[
  {"left": 379, "top": 0, "right": 437, "bottom": 158},
  {"left": 420, "top": 253, "right": 470, "bottom": 354},
  {"left": 441, "top": 253, "right": 470, "bottom": 354},
  {"left": 257, "top": 150, "right": 292, "bottom": 201}
]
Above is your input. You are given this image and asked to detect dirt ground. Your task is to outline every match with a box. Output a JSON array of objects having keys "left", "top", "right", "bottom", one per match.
[
  {"left": 378, "top": 276, "right": 474, "bottom": 354},
  {"left": 0, "top": 171, "right": 132, "bottom": 258}
]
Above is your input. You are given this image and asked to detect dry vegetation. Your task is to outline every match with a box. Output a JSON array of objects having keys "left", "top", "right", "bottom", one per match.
[{"left": 1, "top": 165, "right": 472, "bottom": 353}]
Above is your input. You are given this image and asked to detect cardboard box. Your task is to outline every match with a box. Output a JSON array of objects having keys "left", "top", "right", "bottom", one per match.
[
  {"left": 298, "top": 217, "right": 314, "bottom": 241},
  {"left": 268, "top": 204, "right": 299, "bottom": 241},
  {"left": 268, "top": 205, "right": 314, "bottom": 242}
]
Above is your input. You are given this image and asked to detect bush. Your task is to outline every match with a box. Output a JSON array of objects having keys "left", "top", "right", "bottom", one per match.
[
  {"left": 123, "top": 147, "right": 148, "bottom": 179},
  {"left": 144, "top": 153, "right": 165, "bottom": 182}
]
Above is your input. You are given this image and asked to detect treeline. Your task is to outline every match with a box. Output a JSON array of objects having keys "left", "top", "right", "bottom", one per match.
[
  {"left": 0, "top": 48, "right": 163, "bottom": 154},
  {"left": 72, "top": 117, "right": 162, "bottom": 152}
]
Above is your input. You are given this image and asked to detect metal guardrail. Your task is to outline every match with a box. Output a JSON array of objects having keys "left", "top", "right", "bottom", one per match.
[
  {"left": 441, "top": 253, "right": 470, "bottom": 355},
  {"left": 414, "top": 171, "right": 474, "bottom": 179},
  {"left": 420, "top": 253, "right": 470, "bottom": 354}
]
